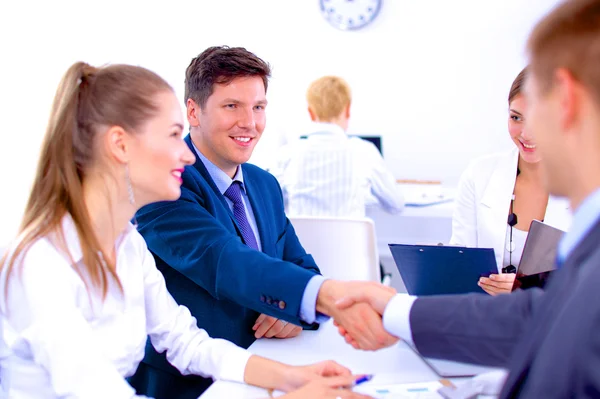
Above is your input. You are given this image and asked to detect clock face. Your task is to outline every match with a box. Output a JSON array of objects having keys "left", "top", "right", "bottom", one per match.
[{"left": 320, "top": 0, "right": 382, "bottom": 31}]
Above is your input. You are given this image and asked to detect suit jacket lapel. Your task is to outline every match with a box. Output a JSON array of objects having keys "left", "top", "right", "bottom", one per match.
[
  {"left": 185, "top": 135, "right": 242, "bottom": 234},
  {"left": 242, "top": 165, "right": 275, "bottom": 256}
]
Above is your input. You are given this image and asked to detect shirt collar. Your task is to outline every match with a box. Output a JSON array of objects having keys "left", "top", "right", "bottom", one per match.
[
  {"left": 59, "top": 214, "right": 136, "bottom": 263},
  {"left": 306, "top": 122, "right": 347, "bottom": 138},
  {"left": 558, "top": 188, "right": 600, "bottom": 262},
  {"left": 191, "top": 140, "right": 246, "bottom": 195}
]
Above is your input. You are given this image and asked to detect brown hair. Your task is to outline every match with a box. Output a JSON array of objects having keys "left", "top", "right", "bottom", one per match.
[
  {"left": 184, "top": 46, "right": 271, "bottom": 108},
  {"left": 527, "top": 0, "right": 600, "bottom": 104},
  {"left": 306, "top": 76, "right": 352, "bottom": 122},
  {"left": 508, "top": 68, "right": 528, "bottom": 104},
  {"left": 1, "top": 62, "right": 172, "bottom": 301}
]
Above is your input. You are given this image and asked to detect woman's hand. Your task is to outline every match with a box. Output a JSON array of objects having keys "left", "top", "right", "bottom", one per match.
[
  {"left": 243, "top": 357, "right": 372, "bottom": 398},
  {"left": 478, "top": 273, "right": 516, "bottom": 295},
  {"left": 278, "top": 360, "right": 352, "bottom": 392},
  {"left": 277, "top": 375, "right": 374, "bottom": 399}
]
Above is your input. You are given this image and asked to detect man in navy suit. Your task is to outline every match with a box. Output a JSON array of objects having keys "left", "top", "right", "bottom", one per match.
[
  {"left": 129, "top": 46, "right": 397, "bottom": 399},
  {"left": 334, "top": 0, "right": 600, "bottom": 397}
]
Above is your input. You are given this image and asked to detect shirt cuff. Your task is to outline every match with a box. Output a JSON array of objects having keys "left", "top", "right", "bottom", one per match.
[
  {"left": 383, "top": 294, "right": 417, "bottom": 344},
  {"left": 213, "top": 341, "right": 253, "bottom": 383},
  {"left": 299, "top": 275, "right": 329, "bottom": 324}
]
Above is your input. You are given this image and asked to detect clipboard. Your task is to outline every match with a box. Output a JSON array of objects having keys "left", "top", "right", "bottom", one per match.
[{"left": 388, "top": 244, "right": 498, "bottom": 295}]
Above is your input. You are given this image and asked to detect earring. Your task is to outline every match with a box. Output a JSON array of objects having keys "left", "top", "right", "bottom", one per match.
[{"left": 125, "top": 164, "right": 136, "bottom": 206}]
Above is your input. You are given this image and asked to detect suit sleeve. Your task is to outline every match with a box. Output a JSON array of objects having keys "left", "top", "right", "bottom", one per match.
[
  {"left": 449, "top": 160, "right": 478, "bottom": 247},
  {"left": 409, "top": 288, "right": 543, "bottom": 367},
  {"left": 136, "top": 189, "right": 319, "bottom": 327}
]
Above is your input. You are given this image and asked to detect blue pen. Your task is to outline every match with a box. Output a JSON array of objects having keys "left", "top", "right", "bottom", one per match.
[{"left": 354, "top": 374, "right": 374, "bottom": 386}]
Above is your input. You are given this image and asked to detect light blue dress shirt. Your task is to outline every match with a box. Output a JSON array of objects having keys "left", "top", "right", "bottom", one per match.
[
  {"left": 557, "top": 188, "right": 600, "bottom": 265},
  {"left": 192, "top": 143, "right": 327, "bottom": 324}
]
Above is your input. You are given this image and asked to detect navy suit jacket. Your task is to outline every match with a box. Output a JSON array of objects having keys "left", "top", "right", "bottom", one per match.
[
  {"left": 133, "top": 136, "right": 321, "bottom": 383},
  {"left": 409, "top": 218, "right": 600, "bottom": 397}
]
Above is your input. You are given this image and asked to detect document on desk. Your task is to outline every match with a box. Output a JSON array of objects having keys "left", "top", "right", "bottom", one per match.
[
  {"left": 353, "top": 380, "right": 446, "bottom": 398},
  {"left": 402, "top": 186, "right": 455, "bottom": 207}
]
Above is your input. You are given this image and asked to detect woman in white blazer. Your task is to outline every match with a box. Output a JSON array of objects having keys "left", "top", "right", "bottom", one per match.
[
  {"left": 450, "top": 68, "right": 572, "bottom": 295},
  {"left": 0, "top": 63, "right": 369, "bottom": 399}
]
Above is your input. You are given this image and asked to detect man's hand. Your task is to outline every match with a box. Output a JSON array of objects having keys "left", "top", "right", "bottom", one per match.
[
  {"left": 335, "top": 281, "right": 397, "bottom": 315},
  {"left": 253, "top": 314, "right": 302, "bottom": 339},
  {"left": 478, "top": 273, "right": 515, "bottom": 296},
  {"left": 317, "top": 280, "right": 398, "bottom": 351}
]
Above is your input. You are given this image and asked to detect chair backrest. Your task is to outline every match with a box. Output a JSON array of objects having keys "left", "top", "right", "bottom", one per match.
[{"left": 289, "top": 216, "right": 380, "bottom": 282}]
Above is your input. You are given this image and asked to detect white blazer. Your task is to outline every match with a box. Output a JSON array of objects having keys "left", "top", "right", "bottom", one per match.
[{"left": 450, "top": 148, "right": 572, "bottom": 271}]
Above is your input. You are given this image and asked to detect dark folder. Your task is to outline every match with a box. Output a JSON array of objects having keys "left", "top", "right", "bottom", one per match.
[
  {"left": 389, "top": 244, "right": 498, "bottom": 295},
  {"left": 511, "top": 220, "right": 566, "bottom": 291}
]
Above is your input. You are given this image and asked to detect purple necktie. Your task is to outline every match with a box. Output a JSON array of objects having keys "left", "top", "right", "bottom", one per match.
[{"left": 224, "top": 181, "right": 259, "bottom": 250}]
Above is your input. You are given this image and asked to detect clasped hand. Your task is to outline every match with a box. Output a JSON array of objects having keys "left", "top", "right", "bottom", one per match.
[{"left": 317, "top": 280, "right": 399, "bottom": 350}]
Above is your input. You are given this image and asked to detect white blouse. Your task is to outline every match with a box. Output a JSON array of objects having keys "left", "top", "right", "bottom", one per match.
[
  {"left": 0, "top": 216, "right": 251, "bottom": 398},
  {"left": 502, "top": 225, "right": 529, "bottom": 269},
  {"left": 450, "top": 149, "right": 572, "bottom": 271}
]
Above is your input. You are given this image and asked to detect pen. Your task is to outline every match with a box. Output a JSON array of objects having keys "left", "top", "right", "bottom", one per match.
[{"left": 354, "top": 374, "right": 374, "bottom": 386}]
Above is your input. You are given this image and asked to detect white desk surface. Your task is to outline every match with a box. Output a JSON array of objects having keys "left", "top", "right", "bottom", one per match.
[
  {"left": 200, "top": 320, "right": 444, "bottom": 399},
  {"left": 367, "top": 184, "right": 455, "bottom": 249},
  {"left": 368, "top": 183, "right": 455, "bottom": 218}
]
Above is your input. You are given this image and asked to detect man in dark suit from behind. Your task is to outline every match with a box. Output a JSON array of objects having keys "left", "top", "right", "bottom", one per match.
[
  {"left": 128, "top": 46, "right": 397, "bottom": 399},
  {"left": 333, "top": 0, "right": 600, "bottom": 397}
]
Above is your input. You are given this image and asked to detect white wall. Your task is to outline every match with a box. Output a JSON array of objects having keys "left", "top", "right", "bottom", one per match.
[{"left": 0, "top": 0, "right": 561, "bottom": 244}]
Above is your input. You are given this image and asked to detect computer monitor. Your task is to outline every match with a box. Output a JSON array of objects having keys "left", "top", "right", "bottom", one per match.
[
  {"left": 356, "top": 136, "right": 382, "bottom": 155},
  {"left": 299, "top": 135, "right": 383, "bottom": 156}
]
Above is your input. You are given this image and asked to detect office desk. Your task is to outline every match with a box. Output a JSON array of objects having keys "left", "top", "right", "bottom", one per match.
[
  {"left": 199, "top": 320, "right": 442, "bottom": 399},
  {"left": 367, "top": 201, "right": 454, "bottom": 248},
  {"left": 367, "top": 184, "right": 456, "bottom": 293},
  {"left": 368, "top": 183, "right": 455, "bottom": 247}
]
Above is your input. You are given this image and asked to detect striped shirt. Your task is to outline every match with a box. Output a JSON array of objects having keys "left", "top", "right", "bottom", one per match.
[{"left": 271, "top": 123, "right": 403, "bottom": 217}]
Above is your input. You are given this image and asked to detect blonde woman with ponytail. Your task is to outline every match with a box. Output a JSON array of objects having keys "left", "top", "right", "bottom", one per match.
[{"left": 0, "top": 62, "right": 370, "bottom": 399}]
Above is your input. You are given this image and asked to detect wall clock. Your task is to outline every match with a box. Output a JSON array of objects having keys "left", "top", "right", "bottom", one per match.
[{"left": 319, "top": 0, "right": 383, "bottom": 31}]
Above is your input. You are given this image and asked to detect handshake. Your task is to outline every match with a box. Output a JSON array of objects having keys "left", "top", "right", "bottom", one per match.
[{"left": 316, "top": 280, "right": 400, "bottom": 350}]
